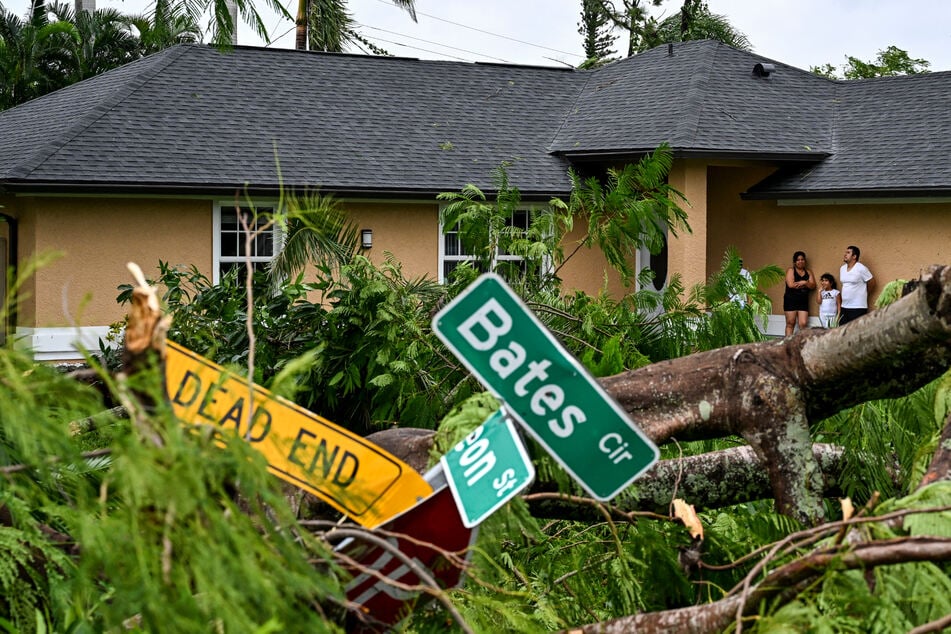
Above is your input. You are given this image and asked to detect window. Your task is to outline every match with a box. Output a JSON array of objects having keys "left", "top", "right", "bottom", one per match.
[
  {"left": 213, "top": 203, "right": 282, "bottom": 283},
  {"left": 439, "top": 209, "right": 531, "bottom": 282},
  {"left": 638, "top": 228, "right": 668, "bottom": 292}
]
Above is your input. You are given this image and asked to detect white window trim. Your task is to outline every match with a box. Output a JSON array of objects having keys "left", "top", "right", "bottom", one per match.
[
  {"left": 213, "top": 200, "right": 284, "bottom": 284},
  {"left": 637, "top": 226, "right": 669, "bottom": 293},
  {"left": 437, "top": 204, "right": 546, "bottom": 283}
]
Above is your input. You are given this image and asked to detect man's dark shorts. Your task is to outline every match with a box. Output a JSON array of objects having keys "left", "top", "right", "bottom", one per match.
[{"left": 839, "top": 307, "right": 868, "bottom": 325}]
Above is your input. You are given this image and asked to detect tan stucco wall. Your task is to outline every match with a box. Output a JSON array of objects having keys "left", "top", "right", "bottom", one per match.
[
  {"left": 10, "top": 195, "right": 629, "bottom": 334},
  {"left": 16, "top": 197, "right": 211, "bottom": 327},
  {"left": 343, "top": 202, "right": 439, "bottom": 281},
  {"left": 558, "top": 221, "right": 629, "bottom": 297},
  {"left": 706, "top": 165, "right": 951, "bottom": 314},
  {"left": 343, "top": 200, "right": 629, "bottom": 298},
  {"left": 14, "top": 173, "right": 945, "bottom": 337},
  {"left": 668, "top": 159, "right": 709, "bottom": 290}
]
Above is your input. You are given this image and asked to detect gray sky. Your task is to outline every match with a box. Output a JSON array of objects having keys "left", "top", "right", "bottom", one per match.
[{"left": 5, "top": 0, "right": 951, "bottom": 72}]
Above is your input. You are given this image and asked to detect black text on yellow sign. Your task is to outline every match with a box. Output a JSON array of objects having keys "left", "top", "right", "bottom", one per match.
[{"left": 164, "top": 342, "right": 432, "bottom": 528}]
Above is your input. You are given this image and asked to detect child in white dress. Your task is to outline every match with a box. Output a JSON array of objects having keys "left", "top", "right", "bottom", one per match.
[{"left": 817, "top": 273, "right": 841, "bottom": 327}]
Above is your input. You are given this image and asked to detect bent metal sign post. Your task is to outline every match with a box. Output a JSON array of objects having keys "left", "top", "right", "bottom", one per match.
[
  {"left": 164, "top": 341, "right": 433, "bottom": 528},
  {"left": 432, "top": 273, "right": 659, "bottom": 501}
]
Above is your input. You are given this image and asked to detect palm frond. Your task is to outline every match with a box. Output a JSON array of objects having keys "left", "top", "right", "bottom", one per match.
[{"left": 267, "top": 190, "right": 358, "bottom": 287}]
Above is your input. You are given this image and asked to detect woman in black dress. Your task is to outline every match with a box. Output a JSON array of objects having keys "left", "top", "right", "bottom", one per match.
[{"left": 784, "top": 251, "right": 816, "bottom": 336}]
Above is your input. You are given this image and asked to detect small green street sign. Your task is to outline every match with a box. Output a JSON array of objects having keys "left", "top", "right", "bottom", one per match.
[
  {"left": 433, "top": 273, "right": 658, "bottom": 501},
  {"left": 441, "top": 409, "right": 535, "bottom": 528}
]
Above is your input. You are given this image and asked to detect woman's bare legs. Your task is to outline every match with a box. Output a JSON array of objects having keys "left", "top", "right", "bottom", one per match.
[{"left": 785, "top": 311, "right": 797, "bottom": 336}]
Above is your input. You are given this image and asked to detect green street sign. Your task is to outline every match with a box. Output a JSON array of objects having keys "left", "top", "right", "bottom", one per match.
[
  {"left": 441, "top": 409, "right": 535, "bottom": 528},
  {"left": 433, "top": 273, "right": 658, "bottom": 501}
]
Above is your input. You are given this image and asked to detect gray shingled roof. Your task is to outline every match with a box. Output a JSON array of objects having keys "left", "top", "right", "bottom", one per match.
[
  {"left": 551, "top": 40, "right": 834, "bottom": 159},
  {"left": 0, "top": 45, "right": 586, "bottom": 197},
  {"left": 745, "top": 71, "right": 951, "bottom": 198},
  {"left": 2, "top": 40, "right": 951, "bottom": 199}
]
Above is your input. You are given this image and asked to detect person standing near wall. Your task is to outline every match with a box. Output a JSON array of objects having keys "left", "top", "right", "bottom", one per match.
[
  {"left": 783, "top": 251, "right": 815, "bottom": 336},
  {"left": 817, "top": 273, "right": 841, "bottom": 327},
  {"left": 730, "top": 258, "right": 754, "bottom": 305},
  {"left": 839, "top": 245, "right": 874, "bottom": 326}
]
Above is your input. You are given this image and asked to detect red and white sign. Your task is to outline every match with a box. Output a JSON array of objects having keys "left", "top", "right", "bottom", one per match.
[{"left": 342, "top": 475, "right": 477, "bottom": 632}]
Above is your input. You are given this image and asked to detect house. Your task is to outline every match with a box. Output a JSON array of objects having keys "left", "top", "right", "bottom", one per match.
[{"left": 1, "top": 40, "right": 949, "bottom": 360}]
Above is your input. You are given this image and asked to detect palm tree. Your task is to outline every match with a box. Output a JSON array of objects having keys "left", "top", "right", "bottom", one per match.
[
  {"left": 0, "top": 0, "right": 76, "bottom": 109},
  {"left": 649, "top": 0, "right": 751, "bottom": 51},
  {"left": 267, "top": 190, "right": 359, "bottom": 287},
  {"left": 46, "top": 1, "right": 139, "bottom": 82},
  {"left": 127, "top": 0, "right": 201, "bottom": 55},
  {"left": 596, "top": 0, "right": 751, "bottom": 57},
  {"left": 294, "top": 0, "right": 415, "bottom": 52}
]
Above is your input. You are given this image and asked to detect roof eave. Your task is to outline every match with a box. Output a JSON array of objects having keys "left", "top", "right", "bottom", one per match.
[
  {"left": 742, "top": 187, "right": 951, "bottom": 201},
  {"left": 0, "top": 180, "right": 570, "bottom": 202},
  {"left": 557, "top": 148, "right": 831, "bottom": 162}
]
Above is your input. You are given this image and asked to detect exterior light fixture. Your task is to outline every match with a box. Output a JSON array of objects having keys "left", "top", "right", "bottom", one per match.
[{"left": 361, "top": 229, "right": 373, "bottom": 249}]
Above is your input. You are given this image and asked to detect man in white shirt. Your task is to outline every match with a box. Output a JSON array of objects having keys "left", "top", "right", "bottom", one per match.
[{"left": 839, "top": 245, "right": 874, "bottom": 325}]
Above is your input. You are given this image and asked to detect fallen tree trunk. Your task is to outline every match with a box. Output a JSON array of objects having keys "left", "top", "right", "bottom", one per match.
[
  {"left": 366, "top": 428, "right": 855, "bottom": 518},
  {"left": 526, "top": 443, "right": 849, "bottom": 519},
  {"left": 598, "top": 264, "right": 951, "bottom": 524},
  {"left": 567, "top": 535, "right": 951, "bottom": 634}
]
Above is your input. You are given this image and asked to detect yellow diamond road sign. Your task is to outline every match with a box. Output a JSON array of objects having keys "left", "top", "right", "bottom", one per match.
[{"left": 165, "top": 342, "right": 432, "bottom": 528}]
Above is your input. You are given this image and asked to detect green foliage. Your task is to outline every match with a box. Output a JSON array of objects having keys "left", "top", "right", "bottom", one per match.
[
  {"left": 444, "top": 514, "right": 696, "bottom": 630},
  {"left": 629, "top": 246, "right": 787, "bottom": 359},
  {"left": 46, "top": 2, "right": 140, "bottom": 82},
  {"left": 127, "top": 0, "right": 201, "bottom": 55},
  {"left": 0, "top": 0, "right": 77, "bottom": 110},
  {"left": 267, "top": 189, "right": 360, "bottom": 289},
  {"left": 811, "top": 45, "right": 931, "bottom": 79},
  {"left": 297, "top": 254, "right": 458, "bottom": 431},
  {"left": 875, "top": 278, "right": 909, "bottom": 309},
  {"left": 430, "top": 393, "right": 500, "bottom": 460},
  {"left": 813, "top": 376, "right": 947, "bottom": 503},
  {"left": 0, "top": 345, "right": 344, "bottom": 632},
  {"left": 0, "top": 498, "right": 68, "bottom": 633},
  {"left": 649, "top": 0, "right": 752, "bottom": 51},
  {"left": 124, "top": 255, "right": 461, "bottom": 434},
  {"left": 598, "top": 0, "right": 752, "bottom": 56},
  {"left": 437, "top": 163, "right": 571, "bottom": 291},
  {"left": 563, "top": 144, "right": 689, "bottom": 286},
  {"left": 84, "top": 149, "right": 947, "bottom": 632},
  {"left": 578, "top": 0, "right": 617, "bottom": 67},
  {"left": 119, "top": 262, "right": 325, "bottom": 384},
  {"left": 526, "top": 289, "right": 652, "bottom": 374}
]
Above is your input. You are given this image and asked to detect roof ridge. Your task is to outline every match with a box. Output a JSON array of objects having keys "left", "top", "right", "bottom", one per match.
[
  {"left": 674, "top": 40, "right": 721, "bottom": 146},
  {"left": 8, "top": 46, "right": 190, "bottom": 179},
  {"left": 548, "top": 68, "right": 596, "bottom": 153},
  {"left": 829, "top": 80, "right": 843, "bottom": 155}
]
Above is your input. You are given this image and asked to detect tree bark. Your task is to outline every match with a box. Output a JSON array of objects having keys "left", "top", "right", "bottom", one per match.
[
  {"left": 566, "top": 537, "right": 951, "bottom": 634},
  {"left": 919, "top": 411, "right": 951, "bottom": 490},
  {"left": 362, "top": 427, "right": 858, "bottom": 519},
  {"left": 598, "top": 264, "right": 951, "bottom": 524},
  {"left": 527, "top": 443, "right": 848, "bottom": 519}
]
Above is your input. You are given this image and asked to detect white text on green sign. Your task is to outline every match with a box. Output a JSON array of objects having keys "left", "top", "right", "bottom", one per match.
[
  {"left": 432, "top": 274, "right": 658, "bottom": 500},
  {"left": 441, "top": 409, "right": 535, "bottom": 528}
]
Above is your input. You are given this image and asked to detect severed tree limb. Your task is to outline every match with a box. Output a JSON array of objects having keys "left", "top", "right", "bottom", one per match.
[
  {"left": 565, "top": 536, "right": 951, "bottom": 634},
  {"left": 527, "top": 443, "right": 848, "bottom": 520},
  {"left": 362, "top": 428, "right": 856, "bottom": 519},
  {"left": 118, "top": 262, "right": 172, "bottom": 447},
  {"left": 598, "top": 265, "right": 951, "bottom": 524}
]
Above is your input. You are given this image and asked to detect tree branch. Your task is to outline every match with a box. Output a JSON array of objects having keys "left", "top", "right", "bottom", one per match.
[
  {"left": 566, "top": 536, "right": 951, "bottom": 634},
  {"left": 598, "top": 265, "right": 951, "bottom": 523}
]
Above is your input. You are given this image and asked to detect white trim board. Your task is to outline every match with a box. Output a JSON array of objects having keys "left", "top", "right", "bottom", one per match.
[
  {"left": 757, "top": 314, "right": 823, "bottom": 337},
  {"left": 14, "top": 326, "right": 115, "bottom": 362},
  {"left": 11, "top": 315, "right": 813, "bottom": 361}
]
